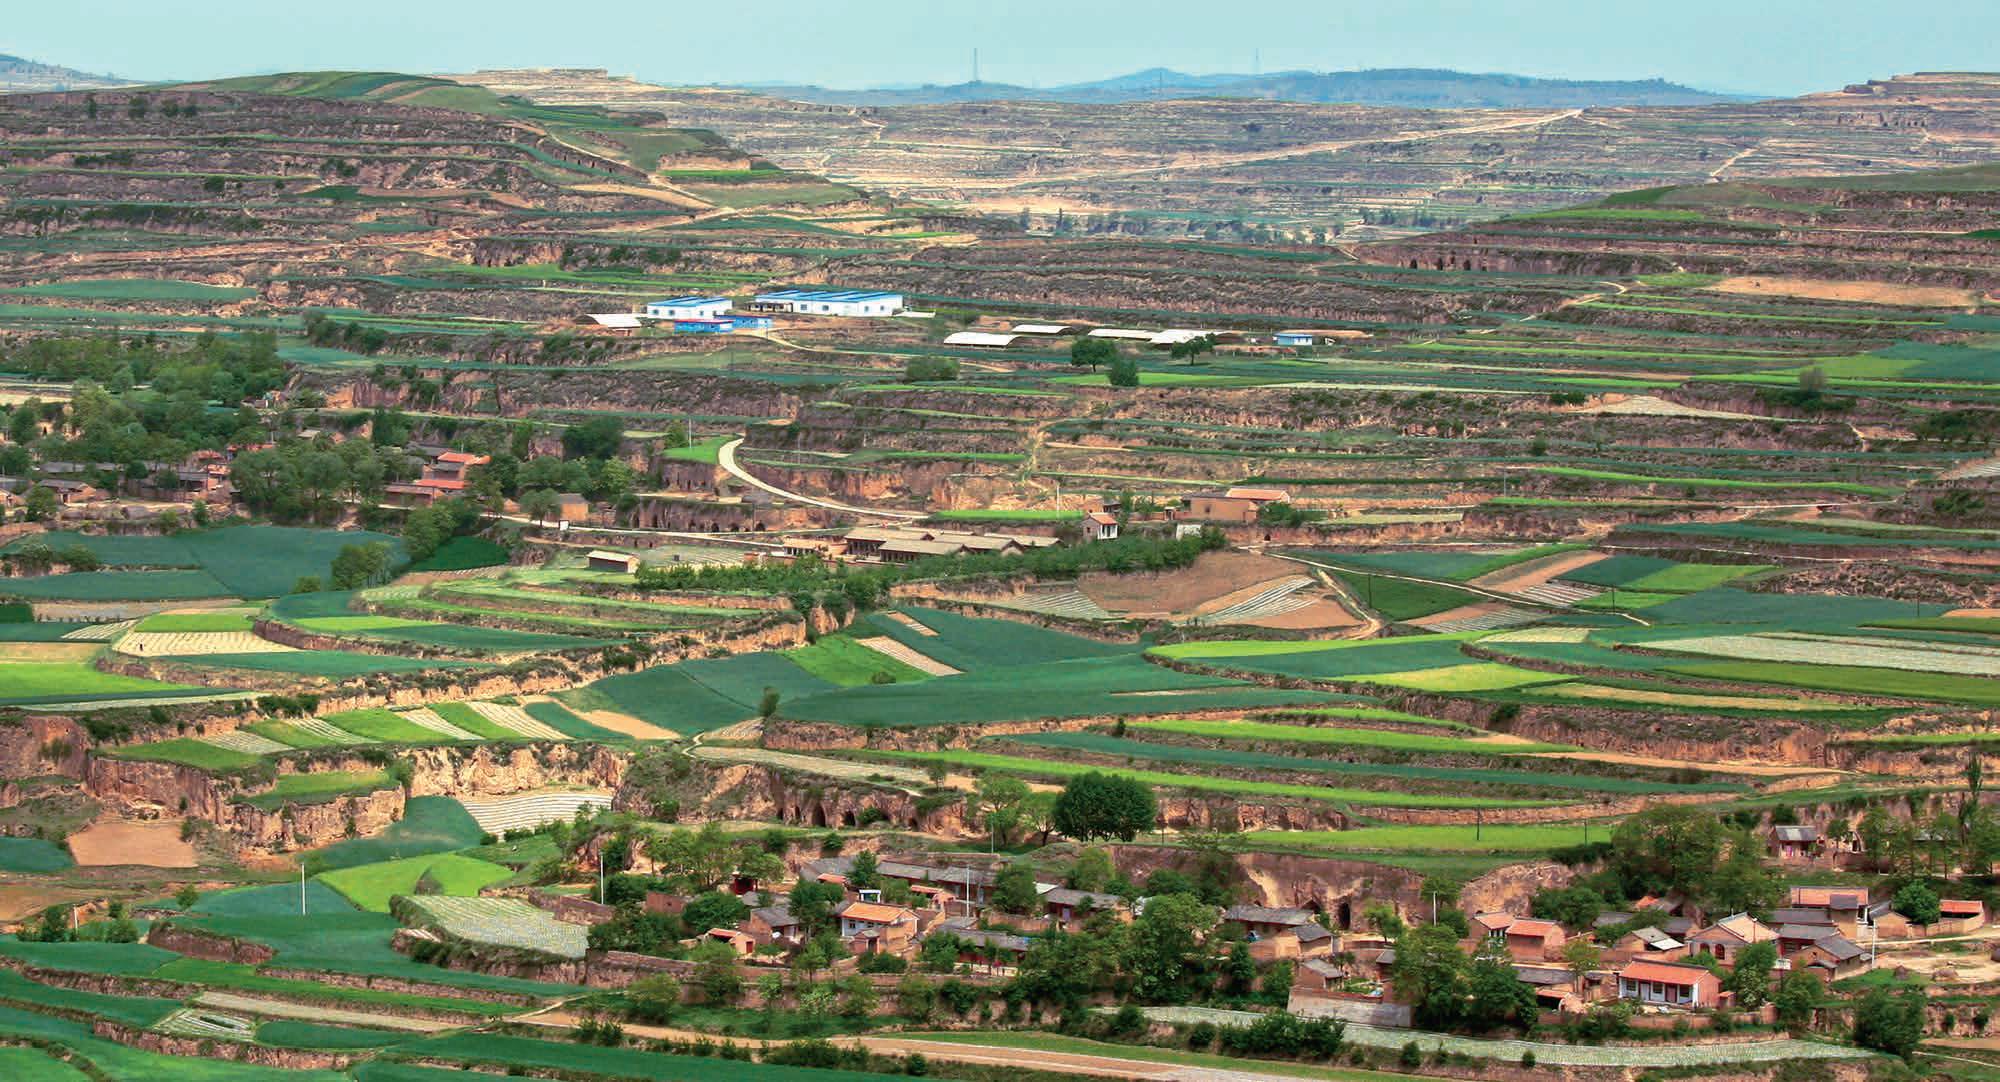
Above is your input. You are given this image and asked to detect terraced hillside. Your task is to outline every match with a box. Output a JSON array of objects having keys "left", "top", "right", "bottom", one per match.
[{"left": 456, "top": 69, "right": 2000, "bottom": 240}]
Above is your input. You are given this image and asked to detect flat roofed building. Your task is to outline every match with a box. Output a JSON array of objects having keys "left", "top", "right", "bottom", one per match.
[
  {"left": 751, "top": 289, "right": 904, "bottom": 317},
  {"left": 644, "top": 296, "right": 732, "bottom": 320}
]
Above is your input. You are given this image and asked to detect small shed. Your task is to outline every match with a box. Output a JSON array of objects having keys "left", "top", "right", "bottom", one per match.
[
  {"left": 586, "top": 550, "right": 640, "bottom": 574},
  {"left": 1275, "top": 330, "right": 1317, "bottom": 347}
]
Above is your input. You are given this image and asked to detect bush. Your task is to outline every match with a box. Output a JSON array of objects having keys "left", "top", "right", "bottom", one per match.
[{"left": 1399, "top": 1041, "right": 1421, "bottom": 1068}]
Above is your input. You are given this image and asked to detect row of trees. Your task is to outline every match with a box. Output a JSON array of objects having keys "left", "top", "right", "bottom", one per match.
[{"left": 633, "top": 528, "right": 1228, "bottom": 614}]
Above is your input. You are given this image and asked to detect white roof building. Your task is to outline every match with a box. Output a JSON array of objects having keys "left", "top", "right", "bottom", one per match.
[
  {"left": 1086, "top": 328, "right": 1157, "bottom": 341},
  {"left": 942, "top": 331, "right": 1023, "bottom": 348}
]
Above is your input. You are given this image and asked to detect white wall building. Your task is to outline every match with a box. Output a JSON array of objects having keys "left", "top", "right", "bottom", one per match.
[
  {"left": 644, "top": 296, "right": 732, "bottom": 320},
  {"left": 752, "top": 289, "right": 904, "bottom": 317}
]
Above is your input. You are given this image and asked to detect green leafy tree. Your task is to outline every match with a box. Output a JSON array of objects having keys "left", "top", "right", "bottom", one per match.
[
  {"left": 788, "top": 880, "right": 846, "bottom": 937},
  {"left": 22, "top": 486, "right": 58, "bottom": 522},
  {"left": 992, "top": 860, "right": 1040, "bottom": 915},
  {"left": 626, "top": 974, "right": 682, "bottom": 1023},
  {"left": 562, "top": 415, "right": 627, "bottom": 460},
  {"left": 1852, "top": 986, "right": 1927, "bottom": 1058},
  {"left": 1725, "top": 940, "right": 1777, "bottom": 1009},
  {"left": 680, "top": 891, "right": 749, "bottom": 935},
  {"left": 1463, "top": 937, "right": 1538, "bottom": 1033},
  {"left": 976, "top": 774, "right": 1031, "bottom": 848},
  {"left": 1107, "top": 355, "right": 1141, "bottom": 388},
  {"left": 1562, "top": 938, "right": 1601, "bottom": 985},
  {"left": 1893, "top": 880, "right": 1941, "bottom": 925},
  {"left": 691, "top": 939, "right": 744, "bottom": 1004},
  {"left": 1773, "top": 966, "right": 1821, "bottom": 1034},
  {"left": 1051, "top": 772, "right": 1157, "bottom": 842},
  {"left": 1069, "top": 847, "right": 1114, "bottom": 892},
  {"left": 1607, "top": 806, "right": 1726, "bottom": 900},
  {"left": 1391, "top": 923, "right": 1469, "bottom": 1031},
  {"left": 1069, "top": 338, "right": 1116, "bottom": 370},
  {"left": 329, "top": 541, "right": 393, "bottom": 589},
  {"left": 1122, "top": 892, "right": 1217, "bottom": 1003},
  {"left": 519, "top": 488, "right": 560, "bottom": 525}
]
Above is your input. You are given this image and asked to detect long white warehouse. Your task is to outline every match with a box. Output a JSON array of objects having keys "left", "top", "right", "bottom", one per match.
[{"left": 752, "top": 289, "right": 905, "bottom": 317}]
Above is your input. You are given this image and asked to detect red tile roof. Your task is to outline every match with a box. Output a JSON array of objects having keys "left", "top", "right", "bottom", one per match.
[{"left": 1619, "top": 961, "right": 1713, "bottom": 986}]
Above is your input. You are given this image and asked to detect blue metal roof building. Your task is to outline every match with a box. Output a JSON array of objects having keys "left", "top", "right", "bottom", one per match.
[
  {"left": 751, "top": 289, "right": 904, "bottom": 317},
  {"left": 644, "top": 296, "right": 733, "bottom": 320}
]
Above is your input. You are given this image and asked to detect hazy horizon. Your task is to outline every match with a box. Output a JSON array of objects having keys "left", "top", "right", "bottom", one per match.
[{"left": 7, "top": 0, "right": 2000, "bottom": 98}]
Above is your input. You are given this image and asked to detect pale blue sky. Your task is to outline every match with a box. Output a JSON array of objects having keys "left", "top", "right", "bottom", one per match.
[{"left": 10, "top": 0, "right": 1997, "bottom": 96}]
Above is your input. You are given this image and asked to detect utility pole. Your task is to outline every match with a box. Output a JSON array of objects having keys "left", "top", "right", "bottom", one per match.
[
  {"left": 972, "top": 49, "right": 980, "bottom": 85},
  {"left": 300, "top": 862, "right": 307, "bottom": 916}
]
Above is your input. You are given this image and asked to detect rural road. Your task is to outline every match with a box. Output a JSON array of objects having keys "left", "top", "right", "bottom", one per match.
[{"left": 716, "top": 438, "right": 925, "bottom": 520}]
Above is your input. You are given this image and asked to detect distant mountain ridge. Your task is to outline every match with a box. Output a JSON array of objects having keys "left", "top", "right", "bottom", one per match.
[
  {"left": 0, "top": 54, "right": 128, "bottom": 92},
  {"left": 727, "top": 66, "right": 1745, "bottom": 108}
]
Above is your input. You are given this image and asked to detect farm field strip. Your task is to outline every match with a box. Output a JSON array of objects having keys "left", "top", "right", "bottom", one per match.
[
  {"left": 1186, "top": 577, "right": 1318, "bottom": 625},
  {"left": 396, "top": 707, "right": 483, "bottom": 741},
  {"left": 57, "top": 621, "right": 132, "bottom": 642},
  {"left": 457, "top": 791, "right": 613, "bottom": 836},
  {"left": 403, "top": 896, "right": 588, "bottom": 959},
  {"left": 1527, "top": 681, "right": 1853, "bottom": 712},
  {"left": 691, "top": 745, "right": 934, "bottom": 787},
  {"left": 465, "top": 700, "right": 568, "bottom": 740},
  {"left": 287, "top": 716, "right": 377, "bottom": 743},
  {"left": 1646, "top": 632, "right": 2000, "bottom": 677},
  {"left": 200, "top": 730, "right": 292, "bottom": 756},
  {"left": 1000, "top": 724, "right": 1704, "bottom": 792},
  {"left": 118, "top": 630, "right": 294, "bottom": 656},
  {"left": 155, "top": 1007, "right": 258, "bottom": 1042},
  {"left": 871, "top": 748, "right": 1560, "bottom": 808},
  {"left": 192, "top": 990, "right": 455, "bottom": 1033},
  {"left": 1411, "top": 605, "right": 1547, "bottom": 633},
  {"left": 1130, "top": 718, "right": 1571, "bottom": 754},
  {"left": 853, "top": 636, "right": 959, "bottom": 675}
]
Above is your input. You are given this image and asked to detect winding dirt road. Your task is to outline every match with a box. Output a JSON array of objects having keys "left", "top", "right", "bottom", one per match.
[{"left": 716, "top": 437, "right": 924, "bottom": 520}]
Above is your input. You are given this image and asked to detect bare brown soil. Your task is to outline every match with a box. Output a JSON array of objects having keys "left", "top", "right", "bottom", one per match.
[
  {"left": 1411, "top": 601, "right": 1506, "bottom": 628},
  {"left": 1709, "top": 276, "right": 1980, "bottom": 307},
  {"left": 1473, "top": 550, "right": 1609, "bottom": 593},
  {"left": 569, "top": 707, "right": 680, "bottom": 742},
  {"left": 0, "top": 883, "right": 97, "bottom": 922},
  {"left": 1233, "top": 598, "right": 1367, "bottom": 631},
  {"left": 68, "top": 819, "right": 197, "bottom": 868},
  {"left": 1080, "top": 550, "right": 1303, "bottom": 615}
]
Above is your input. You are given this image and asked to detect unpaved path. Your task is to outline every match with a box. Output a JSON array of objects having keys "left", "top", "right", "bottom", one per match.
[
  {"left": 193, "top": 991, "right": 461, "bottom": 1032},
  {"left": 717, "top": 438, "right": 924, "bottom": 520}
]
